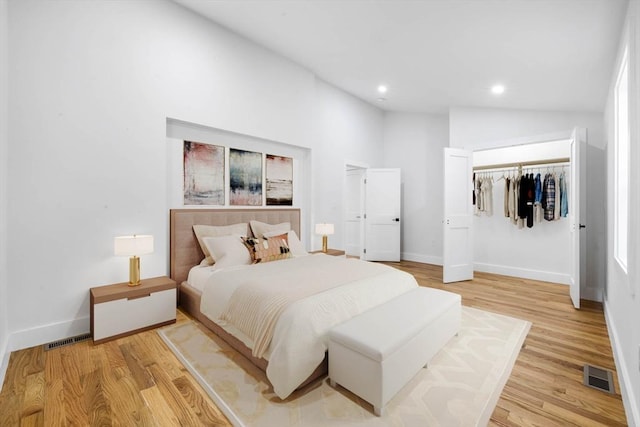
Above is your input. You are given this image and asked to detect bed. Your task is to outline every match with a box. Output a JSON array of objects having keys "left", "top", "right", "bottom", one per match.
[{"left": 170, "top": 208, "right": 418, "bottom": 399}]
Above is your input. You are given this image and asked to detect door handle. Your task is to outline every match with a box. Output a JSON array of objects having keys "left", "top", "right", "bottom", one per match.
[
  {"left": 393, "top": 218, "right": 400, "bottom": 222},
  {"left": 579, "top": 224, "right": 586, "bottom": 229}
]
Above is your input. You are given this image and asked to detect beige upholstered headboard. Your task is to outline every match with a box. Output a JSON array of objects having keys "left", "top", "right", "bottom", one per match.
[{"left": 170, "top": 208, "right": 301, "bottom": 285}]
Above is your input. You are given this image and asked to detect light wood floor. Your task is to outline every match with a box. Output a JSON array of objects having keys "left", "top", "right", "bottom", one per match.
[
  {"left": 0, "top": 261, "right": 628, "bottom": 426},
  {"left": 388, "top": 261, "right": 627, "bottom": 427}
]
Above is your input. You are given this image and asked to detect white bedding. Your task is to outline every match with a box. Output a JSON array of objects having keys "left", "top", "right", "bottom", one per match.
[
  {"left": 197, "top": 254, "right": 418, "bottom": 399},
  {"left": 186, "top": 264, "right": 214, "bottom": 292}
]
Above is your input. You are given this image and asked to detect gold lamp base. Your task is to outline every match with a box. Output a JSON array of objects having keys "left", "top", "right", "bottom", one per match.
[
  {"left": 322, "top": 235, "right": 328, "bottom": 253},
  {"left": 128, "top": 256, "right": 141, "bottom": 286}
]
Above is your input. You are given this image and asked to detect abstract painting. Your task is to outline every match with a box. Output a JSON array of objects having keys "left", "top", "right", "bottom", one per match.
[
  {"left": 266, "top": 155, "right": 293, "bottom": 206},
  {"left": 183, "top": 141, "right": 224, "bottom": 205},
  {"left": 229, "top": 148, "right": 262, "bottom": 206}
]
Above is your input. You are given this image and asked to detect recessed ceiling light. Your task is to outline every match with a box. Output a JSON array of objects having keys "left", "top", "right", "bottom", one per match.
[
  {"left": 377, "top": 85, "right": 388, "bottom": 94},
  {"left": 491, "top": 84, "right": 506, "bottom": 95}
]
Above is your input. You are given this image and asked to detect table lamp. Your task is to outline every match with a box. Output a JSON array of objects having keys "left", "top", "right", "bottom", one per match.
[
  {"left": 114, "top": 234, "right": 154, "bottom": 286},
  {"left": 315, "top": 223, "right": 334, "bottom": 253}
]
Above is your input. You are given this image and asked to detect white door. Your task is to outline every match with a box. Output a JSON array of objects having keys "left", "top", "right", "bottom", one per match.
[
  {"left": 345, "top": 168, "right": 365, "bottom": 257},
  {"left": 363, "top": 168, "right": 401, "bottom": 261},
  {"left": 569, "top": 128, "right": 587, "bottom": 309},
  {"left": 443, "top": 148, "right": 474, "bottom": 283}
]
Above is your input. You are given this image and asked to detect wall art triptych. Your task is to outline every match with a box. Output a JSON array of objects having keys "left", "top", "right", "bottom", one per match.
[{"left": 183, "top": 141, "right": 293, "bottom": 207}]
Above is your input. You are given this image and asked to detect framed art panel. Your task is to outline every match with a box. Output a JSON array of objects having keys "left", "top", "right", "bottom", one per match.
[
  {"left": 266, "top": 154, "right": 293, "bottom": 206},
  {"left": 183, "top": 141, "right": 224, "bottom": 205},
  {"left": 229, "top": 148, "right": 263, "bottom": 206}
]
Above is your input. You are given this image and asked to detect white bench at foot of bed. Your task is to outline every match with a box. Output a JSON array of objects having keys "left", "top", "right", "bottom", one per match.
[{"left": 328, "top": 286, "right": 461, "bottom": 416}]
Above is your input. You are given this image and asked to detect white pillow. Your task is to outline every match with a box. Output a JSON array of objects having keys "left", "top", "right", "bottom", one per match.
[
  {"left": 202, "top": 235, "right": 251, "bottom": 270},
  {"left": 250, "top": 220, "right": 291, "bottom": 239},
  {"left": 193, "top": 223, "right": 248, "bottom": 265},
  {"left": 264, "top": 230, "right": 308, "bottom": 257}
]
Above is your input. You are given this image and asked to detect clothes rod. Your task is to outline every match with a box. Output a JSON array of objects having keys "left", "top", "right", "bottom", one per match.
[{"left": 473, "top": 157, "right": 570, "bottom": 171}]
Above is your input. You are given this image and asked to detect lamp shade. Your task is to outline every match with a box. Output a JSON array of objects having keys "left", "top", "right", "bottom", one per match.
[
  {"left": 315, "top": 223, "right": 335, "bottom": 236},
  {"left": 114, "top": 235, "right": 154, "bottom": 256}
]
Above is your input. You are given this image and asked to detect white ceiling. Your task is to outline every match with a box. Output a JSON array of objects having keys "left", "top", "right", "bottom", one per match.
[{"left": 174, "top": 0, "right": 628, "bottom": 114}]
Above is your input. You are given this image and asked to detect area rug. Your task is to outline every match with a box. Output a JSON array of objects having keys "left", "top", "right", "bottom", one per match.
[{"left": 158, "top": 306, "right": 531, "bottom": 427}]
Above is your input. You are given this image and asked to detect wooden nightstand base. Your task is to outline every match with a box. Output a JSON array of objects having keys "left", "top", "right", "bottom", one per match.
[{"left": 92, "top": 319, "right": 176, "bottom": 345}]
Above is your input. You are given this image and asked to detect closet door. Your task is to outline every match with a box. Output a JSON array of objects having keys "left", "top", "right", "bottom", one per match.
[
  {"left": 443, "top": 148, "right": 474, "bottom": 283},
  {"left": 569, "top": 127, "right": 587, "bottom": 309}
]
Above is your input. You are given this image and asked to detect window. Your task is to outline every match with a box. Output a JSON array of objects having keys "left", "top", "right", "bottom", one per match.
[{"left": 614, "top": 46, "right": 629, "bottom": 271}]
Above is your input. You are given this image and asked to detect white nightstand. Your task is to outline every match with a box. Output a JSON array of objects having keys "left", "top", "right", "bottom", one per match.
[{"left": 90, "top": 276, "right": 176, "bottom": 344}]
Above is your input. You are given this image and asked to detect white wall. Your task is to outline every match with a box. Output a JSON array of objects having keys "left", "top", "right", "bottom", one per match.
[
  {"left": 473, "top": 139, "right": 571, "bottom": 166},
  {"left": 450, "top": 107, "right": 605, "bottom": 150},
  {"left": 313, "top": 79, "right": 385, "bottom": 251},
  {"left": 382, "top": 112, "right": 449, "bottom": 264},
  {"left": 604, "top": 1, "right": 640, "bottom": 424},
  {"left": 449, "top": 107, "right": 605, "bottom": 298},
  {"left": 165, "top": 119, "right": 313, "bottom": 245},
  {"left": 0, "top": 0, "right": 10, "bottom": 385},
  {"left": 5, "top": 0, "right": 383, "bottom": 357}
]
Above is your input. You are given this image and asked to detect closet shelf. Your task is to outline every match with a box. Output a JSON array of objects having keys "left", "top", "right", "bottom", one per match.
[{"left": 473, "top": 157, "right": 570, "bottom": 172}]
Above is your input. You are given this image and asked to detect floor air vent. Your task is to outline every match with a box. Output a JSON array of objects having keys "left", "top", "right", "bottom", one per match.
[
  {"left": 44, "top": 333, "right": 92, "bottom": 351},
  {"left": 583, "top": 365, "right": 615, "bottom": 394}
]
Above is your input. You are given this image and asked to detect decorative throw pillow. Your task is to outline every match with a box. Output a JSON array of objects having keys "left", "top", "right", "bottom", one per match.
[
  {"left": 202, "top": 235, "right": 252, "bottom": 270},
  {"left": 249, "top": 220, "right": 291, "bottom": 239},
  {"left": 264, "top": 229, "right": 308, "bottom": 257},
  {"left": 242, "top": 234, "right": 292, "bottom": 264},
  {"left": 193, "top": 223, "right": 248, "bottom": 265}
]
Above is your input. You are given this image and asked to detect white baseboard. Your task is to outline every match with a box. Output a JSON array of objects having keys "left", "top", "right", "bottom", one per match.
[
  {"left": 604, "top": 302, "right": 640, "bottom": 427},
  {"left": 397, "top": 257, "right": 604, "bottom": 302},
  {"left": 473, "top": 262, "right": 571, "bottom": 285},
  {"left": 401, "top": 252, "right": 442, "bottom": 265},
  {"left": 399, "top": 256, "right": 570, "bottom": 285},
  {"left": 0, "top": 338, "right": 9, "bottom": 393},
  {"left": 0, "top": 316, "right": 90, "bottom": 391},
  {"left": 9, "top": 316, "right": 90, "bottom": 354}
]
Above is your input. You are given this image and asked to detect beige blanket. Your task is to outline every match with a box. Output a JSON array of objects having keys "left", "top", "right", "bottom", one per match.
[{"left": 219, "top": 254, "right": 394, "bottom": 358}]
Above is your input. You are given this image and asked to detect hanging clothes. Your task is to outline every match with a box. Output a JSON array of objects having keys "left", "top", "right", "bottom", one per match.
[
  {"left": 553, "top": 172, "right": 561, "bottom": 220},
  {"left": 474, "top": 175, "right": 482, "bottom": 215},
  {"left": 559, "top": 172, "right": 568, "bottom": 217},
  {"left": 508, "top": 176, "right": 516, "bottom": 224},
  {"left": 542, "top": 173, "right": 556, "bottom": 221},
  {"left": 534, "top": 173, "right": 543, "bottom": 223},
  {"left": 472, "top": 173, "right": 476, "bottom": 206},
  {"left": 515, "top": 173, "right": 524, "bottom": 229},
  {"left": 482, "top": 177, "right": 493, "bottom": 216},
  {"left": 518, "top": 173, "right": 534, "bottom": 227},
  {"left": 504, "top": 177, "right": 510, "bottom": 217},
  {"left": 525, "top": 173, "right": 535, "bottom": 228},
  {"left": 518, "top": 173, "right": 527, "bottom": 221},
  {"left": 472, "top": 163, "right": 570, "bottom": 228}
]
